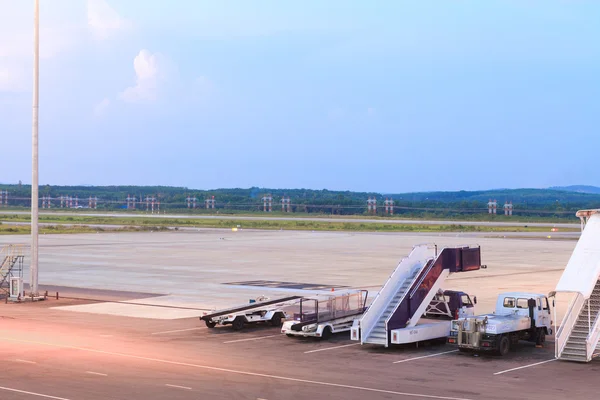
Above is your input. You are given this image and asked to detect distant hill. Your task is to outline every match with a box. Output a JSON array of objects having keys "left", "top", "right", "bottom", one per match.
[{"left": 550, "top": 185, "right": 600, "bottom": 194}]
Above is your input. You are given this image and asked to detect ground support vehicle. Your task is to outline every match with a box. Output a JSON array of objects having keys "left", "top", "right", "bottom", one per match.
[
  {"left": 448, "top": 292, "right": 553, "bottom": 356},
  {"left": 200, "top": 295, "right": 302, "bottom": 330},
  {"left": 423, "top": 289, "right": 476, "bottom": 320},
  {"left": 352, "top": 244, "right": 483, "bottom": 347},
  {"left": 282, "top": 290, "right": 368, "bottom": 339}
]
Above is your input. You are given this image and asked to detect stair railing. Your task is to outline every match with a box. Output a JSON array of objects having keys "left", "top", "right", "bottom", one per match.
[
  {"left": 384, "top": 257, "right": 434, "bottom": 338},
  {"left": 556, "top": 293, "right": 585, "bottom": 358},
  {"left": 586, "top": 295, "right": 600, "bottom": 361}
]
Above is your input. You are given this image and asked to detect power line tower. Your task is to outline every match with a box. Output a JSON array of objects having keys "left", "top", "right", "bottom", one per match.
[
  {"left": 205, "top": 196, "right": 215, "bottom": 209},
  {"left": 281, "top": 196, "right": 291, "bottom": 212},
  {"left": 367, "top": 196, "right": 377, "bottom": 214},
  {"left": 262, "top": 194, "right": 273, "bottom": 212},
  {"left": 384, "top": 198, "right": 394, "bottom": 215}
]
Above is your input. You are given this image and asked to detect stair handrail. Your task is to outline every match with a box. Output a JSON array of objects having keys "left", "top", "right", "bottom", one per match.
[
  {"left": 586, "top": 293, "right": 600, "bottom": 361},
  {"left": 409, "top": 257, "right": 436, "bottom": 298},
  {"left": 359, "top": 243, "right": 434, "bottom": 344},
  {"left": 385, "top": 256, "right": 434, "bottom": 334},
  {"left": 556, "top": 293, "right": 585, "bottom": 358}
]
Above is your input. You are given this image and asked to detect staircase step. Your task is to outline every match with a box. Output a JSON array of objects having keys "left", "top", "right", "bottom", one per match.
[
  {"left": 559, "top": 354, "right": 588, "bottom": 362},
  {"left": 561, "top": 349, "right": 587, "bottom": 357},
  {"left": 363, "top": 337, "right": 387, "bottom": 345}
]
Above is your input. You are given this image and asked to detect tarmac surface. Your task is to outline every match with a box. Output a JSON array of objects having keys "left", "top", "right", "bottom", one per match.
[{"left": 0, "top": 229, "right": 595, "bottom": 399}]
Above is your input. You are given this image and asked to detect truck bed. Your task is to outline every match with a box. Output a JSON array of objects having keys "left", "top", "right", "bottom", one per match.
[{"left": 458, "top": 313, "right": 531, "bottom": 335}]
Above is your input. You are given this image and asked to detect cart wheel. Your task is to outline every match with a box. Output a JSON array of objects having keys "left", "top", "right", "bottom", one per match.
[
  {"left": 270, "top": 313, "right": 282, "bottom": 327},
  {"left": 232, "top": 317, "right": 245, "bottom": 331},
  {"left": 321, "top": 326, "right": 332, "bottom": 340},
  {"left": 498, "top": 335, "right": 510, "bottom": 356},
  {"left": 205, "top": 320, "right": 216, "bottom": 329}
]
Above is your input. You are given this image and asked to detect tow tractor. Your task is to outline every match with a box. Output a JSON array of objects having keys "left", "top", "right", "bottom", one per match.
[
  {"left": 282, "top": 290, "right": 368, "bottom": 339},
  {"left": 423, "top": 289, "right": 477, "bottom": 320},
  {"left": 448, "top": 292, "right": 553, "bottom": 356},
  {"left": 200, "top": 295, "right": 302, "bottom": 330}
]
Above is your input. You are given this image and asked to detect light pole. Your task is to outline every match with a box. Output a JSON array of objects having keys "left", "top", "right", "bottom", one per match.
[{"left": 30, "top": 0, "right": 39, "bottom": 297}]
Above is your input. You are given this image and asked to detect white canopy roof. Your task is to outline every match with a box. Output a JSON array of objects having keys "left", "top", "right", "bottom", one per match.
[{"left": 555, "top": 212, "right": 600, "bottom": 298}]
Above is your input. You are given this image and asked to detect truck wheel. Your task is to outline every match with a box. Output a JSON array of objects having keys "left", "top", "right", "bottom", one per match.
[
  {"left": 232, "top": 317, "right": 245, "bottom": 331},
  {"left": 205, "top": 320, "right": 216, "bottom": 329},
  {"left": 498, "top": 335, "right": 510, "bottom": 356},
  {"left": 536, "top": 329, "right": 546, "bottom": 345},
  {"left": 270, "top": 313, "right": 282, "bottom": 327},
  {"left": 321, "top": 326, "right": 332, "bottom": 340}
]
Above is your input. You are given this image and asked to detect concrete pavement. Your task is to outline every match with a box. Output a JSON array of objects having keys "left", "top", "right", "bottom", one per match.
[{"left": 0, "top": 298, "right": 598, "bottom": 400}]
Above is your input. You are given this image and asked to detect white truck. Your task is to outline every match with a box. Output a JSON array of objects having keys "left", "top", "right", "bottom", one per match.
[
  {"left": 282, "top": 290, "right": 368, "bottom": 339},
  {"left": 447, "top": 292, "right": 553, "bottom": 356},
  {"left": 200, "top": 295, "right": 302, "bottom": 330}
]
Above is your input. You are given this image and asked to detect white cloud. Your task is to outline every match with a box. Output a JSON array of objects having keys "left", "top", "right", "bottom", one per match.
[
  {"left": 119, "top": 50, "right": 167, "bottom": 102},
  {"left": 93, "top": 98, "right": 110, "bottom": 116},
  {"left": 87, "top": 0, "right": 131, "bottom": 40}
]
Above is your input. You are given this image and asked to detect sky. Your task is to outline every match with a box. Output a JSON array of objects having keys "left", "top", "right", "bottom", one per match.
[{"left": 1, "top": 0, "right": 599, "bottom": 193}]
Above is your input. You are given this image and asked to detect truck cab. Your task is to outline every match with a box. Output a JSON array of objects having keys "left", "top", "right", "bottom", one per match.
[
  {"left": 424, "top": 289, "right": 476, "bottom": 320},
  {"left": 448, "top": 292, "right": 552, "bottom": 356}
]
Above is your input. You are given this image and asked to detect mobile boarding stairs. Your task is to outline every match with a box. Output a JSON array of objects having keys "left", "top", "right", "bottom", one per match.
[
  {"left": 351, "top": 243, "right": 483, "bottom": 347},
  {"left": 552, "top": 209, "right": 600, "bottom": 362}
]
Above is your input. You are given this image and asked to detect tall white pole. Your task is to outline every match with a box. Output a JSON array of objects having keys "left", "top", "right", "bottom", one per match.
[{"left": 30, "top": 0, "right": 39, "bottom": 297}]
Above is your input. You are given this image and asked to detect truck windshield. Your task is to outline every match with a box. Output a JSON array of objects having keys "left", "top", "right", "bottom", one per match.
[
  {"left": 461, "top": 294, "right": 472, "bottom": 307},
  {"left": 516, "top": 298, "right": 530, "bottom": 308},
  {"left": 503, "top": 297, "right": 516, "bottom": 308}
]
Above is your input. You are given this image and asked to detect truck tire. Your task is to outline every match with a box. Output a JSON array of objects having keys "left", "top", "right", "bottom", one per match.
[
  {"left": 232, "top": 317, "right": 245, "bottom": 331},
  {"left": 270, "top": 313, "right": 282, "bottom": 327},
  {"left": 205, "top": 320, "right": 216, "bottom": 329},
  {"left": 536, "top": 328, "right": 546, "bottom": 345},
  {"left": 498, "top": 335, "right": 510, "bottom": 356}
]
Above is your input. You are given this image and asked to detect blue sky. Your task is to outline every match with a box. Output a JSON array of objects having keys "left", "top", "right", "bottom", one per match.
[{"left": 1, "top": 0, "right": 598, "bottom": 192}]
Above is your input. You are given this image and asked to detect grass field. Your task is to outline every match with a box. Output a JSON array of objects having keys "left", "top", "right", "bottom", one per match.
[{"left": 0, "top": 213, "right": 578, "bottom": 234}]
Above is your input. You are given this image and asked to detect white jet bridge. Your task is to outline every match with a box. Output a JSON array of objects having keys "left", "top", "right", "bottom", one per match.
[{"left": 552, "top": 209, "right": 600, "bottom": 362}]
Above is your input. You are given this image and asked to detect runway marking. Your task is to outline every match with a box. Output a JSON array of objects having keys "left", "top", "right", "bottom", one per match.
[
  {"left": 151, "top": 327, "right": 205, "bottom": 335},
  {"left": 0, "top": 336, "right": 475, "bottom": 400},
  {"left": 165, "top": 384, "right": 192, "bottom": 390},
  {"left": 392, "top": 350, "right": 459, "bottom": 364},
  {"left": 223, "top": 335, "right": 279, "bottom": 344},
  {"left": 15, "top": 359, "right": 37, "bottom": 364},
  {"left": 303, "top": 343, "right": 360, "bottom": 354},
  {"left": 85, "top": 371, "right": 107, "bottom": 376},
  {"left": 0, "top": 385, "right": 71, "bottom": 400},
  {"left": 493, "top": 359, "right": 557, "bottom": 375}
]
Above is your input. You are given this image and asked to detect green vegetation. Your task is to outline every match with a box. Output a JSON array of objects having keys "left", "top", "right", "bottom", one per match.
[
  {"left": 0, "top": 222, "right": 171, "bottom": 235},
  {"left": 0, "top": 214, "right": 579, "bottom": 234},
  {"left": 0, "top": 183, "right": 598, "bottom": 220}
]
